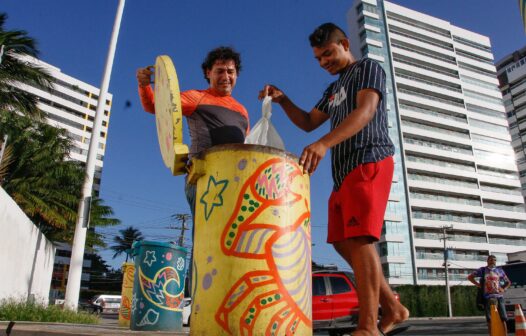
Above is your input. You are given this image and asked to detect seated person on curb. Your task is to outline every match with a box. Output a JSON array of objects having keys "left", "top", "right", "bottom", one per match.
[{"left": 468, "top": 255, "right": 511, "bottom": 334}]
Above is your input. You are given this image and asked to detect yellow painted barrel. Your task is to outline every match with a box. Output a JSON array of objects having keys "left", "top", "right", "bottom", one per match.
[
  {"left": 118, "top": 262, "right": 135, "bottom": 327},
  {"left": 188, "top": 144, "right": 312, "bottom": 336}
]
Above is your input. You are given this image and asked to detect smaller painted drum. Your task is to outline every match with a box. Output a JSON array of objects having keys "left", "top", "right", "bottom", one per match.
[
  {"left": 130, "top": 241, "right": 187, "bottom": 331},
  {"left": 118, "top": 262, "right": 134, "bottom": 327}
]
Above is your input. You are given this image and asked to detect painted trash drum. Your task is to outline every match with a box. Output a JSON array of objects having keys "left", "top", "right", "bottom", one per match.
[
  {"left": 188, "top": 144, "right": 312, "bottom": 336},
  {"left": 118, "top": 262, "right": 135, "bottom": 327},
  {"left": 130, "top": 241, "right": 188, "bottom": 331}
]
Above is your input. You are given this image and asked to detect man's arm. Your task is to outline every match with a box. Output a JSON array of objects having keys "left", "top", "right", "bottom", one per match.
[
  {"left": 500, "top": 271, "right": 511, "bottom": 292},
  {"left": 467, "top": 273, "right": 480, "bottom": 287},
  {"left": 300, "top": 88, "right": 380, "bottom": 174},
  {"left": 259, "top": 85, "right": 329, "bottom": 132},
  {"left": 137, "top": 67, "right": 155, "bottom": 114}
]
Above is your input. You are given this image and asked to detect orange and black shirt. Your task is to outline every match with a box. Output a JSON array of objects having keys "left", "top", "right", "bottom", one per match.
[{"left": 139, "top": 85, "right": 249, "bottom": 157}]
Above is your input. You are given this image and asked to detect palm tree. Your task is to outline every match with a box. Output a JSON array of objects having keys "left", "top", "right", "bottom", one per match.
[
  {"left": 0, "top": 13, "right": 54, "bottom": 119},
  {"left": 85, "top": 197, "right": 121, "bottom": 250},
  {"left": 43, "top": 197, "right": 121, "bottom": 251},
  {"left": 1, "top": 114, "right": 81, "bottom": 228},
  {"left": 111, "top": 226, "right": 144, "bottom": 262},
  {"left": 0, "top": 113, "right": 121, "bottom": 246},
  {"left": 0, "top": 13, "right": 121, "bottom": 249}
]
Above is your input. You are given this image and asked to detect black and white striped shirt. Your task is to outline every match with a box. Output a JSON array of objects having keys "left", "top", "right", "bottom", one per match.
[{"left": 315, "top": 58, "right": 395, "bottom": 190}]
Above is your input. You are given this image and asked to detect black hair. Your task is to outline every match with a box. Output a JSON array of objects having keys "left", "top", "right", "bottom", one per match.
[
  {"left": 201, "top": 46, "right": 242, "bottom": 83},
  {"left": 309, "top": 22, "right": 348, "bottom": 48}
]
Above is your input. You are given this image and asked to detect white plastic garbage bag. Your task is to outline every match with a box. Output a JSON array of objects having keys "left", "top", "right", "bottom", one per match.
[{"left": 245, "top": 96, "right": 285, "bottom": 150}]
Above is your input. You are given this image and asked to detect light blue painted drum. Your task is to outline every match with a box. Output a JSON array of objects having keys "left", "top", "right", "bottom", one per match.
[{"left": 130, "top": 241, "right": 187, "bottom": 331}]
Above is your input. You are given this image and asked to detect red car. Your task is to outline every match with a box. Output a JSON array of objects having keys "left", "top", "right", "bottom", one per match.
[
  {"left": 313, "top": 270, "right": 400, "bottom": 336},
  {"left": 313, "top": 271, "right": 359, "bottom": 335}
]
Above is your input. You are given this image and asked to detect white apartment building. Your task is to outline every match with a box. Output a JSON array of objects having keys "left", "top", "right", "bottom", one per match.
[
  {"left": 14, "top": 58, "right": 112, "bottom": 300},
  {"left": 19, "top": 56, "right": 112, "bottom": 192},
  {"left": 497, "top": 47, "right": 526, "bottom": 203},
  {"left": 348, "top": 0, "right": 526, "bottom": 285}
]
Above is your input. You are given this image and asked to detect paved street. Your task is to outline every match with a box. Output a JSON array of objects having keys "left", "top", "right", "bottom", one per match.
[
  {"left": 2, "top": 315, "right": 488, "bottom": 335},
  {"left": 313, "top": 317, "right": 487, "bottom": 336},
  {"left": 103, "top": 314, "right": 488, "bottom": 336}
]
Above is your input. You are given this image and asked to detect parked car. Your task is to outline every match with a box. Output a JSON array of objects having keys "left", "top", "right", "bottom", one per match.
[
  {"left": 312, "top": 270, "right": 400, "bottom": 336},
  {"left": 182, "top": 297, "right": 192, "bottom": 326},
  {"left": 313, "top": 271, "right": 358, "bottom": 335},
  {"left": 88, "top": 294, "right": 121, "bottom": 314}
]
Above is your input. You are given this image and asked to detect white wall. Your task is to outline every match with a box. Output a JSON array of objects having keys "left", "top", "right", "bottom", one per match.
[{"left": 0, "top": 186, "right": 55, "bottom": 304}]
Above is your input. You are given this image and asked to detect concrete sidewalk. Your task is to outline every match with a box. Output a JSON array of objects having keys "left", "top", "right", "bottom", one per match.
[{"left": 0, "top": 321, "right": 189, "bottom": 336}]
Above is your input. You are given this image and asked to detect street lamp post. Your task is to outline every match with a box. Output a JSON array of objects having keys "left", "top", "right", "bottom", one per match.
[
  {"left": 440, "top": 225, "right": 454, "bottom": 318},
  {"left": 64, "top": 0, "right": 125, "bottom": 310}
]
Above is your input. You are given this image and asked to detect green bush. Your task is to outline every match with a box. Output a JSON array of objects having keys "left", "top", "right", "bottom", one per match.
[
  {"left": 0, "top": 299, "right": 99, "bottom": 324},
  {"left": 395, "top": 285, "right": 482, "bottom": 317}
]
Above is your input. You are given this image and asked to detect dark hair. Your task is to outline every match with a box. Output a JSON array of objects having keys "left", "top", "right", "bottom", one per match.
[
  {"left": 488, "top": 255, "right": 497, "bottom": 260},
  {"left": 309, "top": 22, "right": 348, "bottom": 48},
  {"left": 201, "top": 46, "right": 242, "bottom": 83}
]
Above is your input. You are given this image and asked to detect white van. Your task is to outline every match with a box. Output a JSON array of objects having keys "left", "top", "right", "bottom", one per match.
[
  {"left": 502, "top": 251, "right": 526, "bottom": 331},
  {"left": 90, "top": 294, "right": 121, "bottom": 314}
]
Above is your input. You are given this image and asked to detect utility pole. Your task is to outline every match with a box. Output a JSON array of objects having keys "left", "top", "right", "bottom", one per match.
[
  {"left": 440, "top": 225, "right": 454, "bottom": 317},
  {"left": 169, "top": 213, "right": 191, "bottom": 247},
  {"left": 64, "top": 0, "right": 126, "bottom": 310}
]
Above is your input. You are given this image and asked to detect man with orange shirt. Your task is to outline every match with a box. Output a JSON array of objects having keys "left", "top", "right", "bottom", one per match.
[{"left": 136, "top": 46, "right": 249, "bottom": 217}]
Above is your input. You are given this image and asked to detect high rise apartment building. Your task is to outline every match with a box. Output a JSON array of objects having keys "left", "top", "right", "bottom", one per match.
[
  {"left": 14, "top": 57, "right": 112, "bottom": 300},
  {"left": 497, "top": 47, "right": 526, "bottom": 203},
  {"left": 19, "top": 56, "right": 112, "bottom": 192},
  {"left": 348, "top": 0, "right": 526, "bottom": 285}
]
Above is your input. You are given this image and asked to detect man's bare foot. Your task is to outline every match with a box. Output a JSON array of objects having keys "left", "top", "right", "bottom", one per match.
[{"left": 378, "top": 303, "right": 410, "bottom": 334}]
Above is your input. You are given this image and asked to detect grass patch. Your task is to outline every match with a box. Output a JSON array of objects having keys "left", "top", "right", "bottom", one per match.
[{"left": 0, "top": 299, "right": 99, "bottom": 324}]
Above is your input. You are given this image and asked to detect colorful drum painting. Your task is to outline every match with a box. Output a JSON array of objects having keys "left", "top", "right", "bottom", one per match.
[
  {"left": 188, "top": 144, "right": 312, "bottom": 336},
  {"left": 130, "top": 241, "right": 188, "bottom": 331},
  {"left": 118, "top": 262, "right": 135, "bottom": 327}
]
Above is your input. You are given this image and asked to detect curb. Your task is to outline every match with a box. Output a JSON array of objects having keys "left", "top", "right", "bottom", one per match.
[{"left": 0, "top": 321, "right": 189, "bottom": 336}]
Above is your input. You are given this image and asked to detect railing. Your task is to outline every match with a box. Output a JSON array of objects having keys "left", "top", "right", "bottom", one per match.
[
  {"left": 398, "top": 88, "right": 465, "bottom": 108},
  {"left": 410, "top": 192, "right": 481, "bottom": 206},
  {"left": 406, "top": 155, "right": 475, "bottom": 172},
  {"left": 408, "top": 173, "right": 478, "bottom": 189},
  {"left": 402, "top": 119, "right": 470, "bottom": 138},
  {"left": 394, "top": 56, "right": 458, "bottom": 77},
  {"left": 397, "top": 72, "right": 462, "bottom": 93},
  {"left": 404, "top": 137, "right": 473, "bottom": 155},
  {"left": 399, "top": 103, "right": 467, "bottom": 123},
  {"left": 391, "top": 42, "right": 456, "bottom": 64}
]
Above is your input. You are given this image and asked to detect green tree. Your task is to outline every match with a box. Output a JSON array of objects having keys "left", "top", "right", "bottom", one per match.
[
  {"left": 0, "top": 13, "right": 54, "bottom": 119},
  {"left": 0, "top": 13, "right": 120, "bottom": 248},
  {"left": 0, "top": 114, "right": 120, "bottom": 246},
  {"left": 111, "top": 226, "right": 144, "bottom": 262},
  {"left": 0, "top": 114, "right": 82, "bottom": 229}
]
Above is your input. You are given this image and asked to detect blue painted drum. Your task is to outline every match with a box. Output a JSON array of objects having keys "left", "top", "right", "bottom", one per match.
[{"left": 130, "top": 241, "right": 188, "bottom": 331}]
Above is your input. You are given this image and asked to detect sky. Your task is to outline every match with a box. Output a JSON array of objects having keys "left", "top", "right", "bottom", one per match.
[{"left": 3, "top": 0, "right": 525, "bottom": 272}]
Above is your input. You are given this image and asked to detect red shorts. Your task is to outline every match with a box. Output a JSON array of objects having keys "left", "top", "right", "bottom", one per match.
[{"left": 327, "top": 156, "right": 394, "bottom": 243}]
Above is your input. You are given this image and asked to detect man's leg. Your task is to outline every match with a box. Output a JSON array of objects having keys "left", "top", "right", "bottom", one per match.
[
  {"left": 378, "top": 277, "right": 409, "bottom": 334},
  {"left": 498, "top": 297, "right": 508, "bottom": 334},
  {"left": 184, "top": 181, "right": 197, "bottom": 297},
  {"left": 334, "top": 237, "right": 381, "bottom": 336}
]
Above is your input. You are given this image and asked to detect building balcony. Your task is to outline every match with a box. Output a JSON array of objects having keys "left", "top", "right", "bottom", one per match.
[{"left": 410, "top": 198, "right": 483, "bottom": 215}]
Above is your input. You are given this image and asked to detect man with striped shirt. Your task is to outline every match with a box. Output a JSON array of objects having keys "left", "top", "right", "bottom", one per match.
[{"left": 260, "top": 23, "right": 408, "bottom": 336}]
